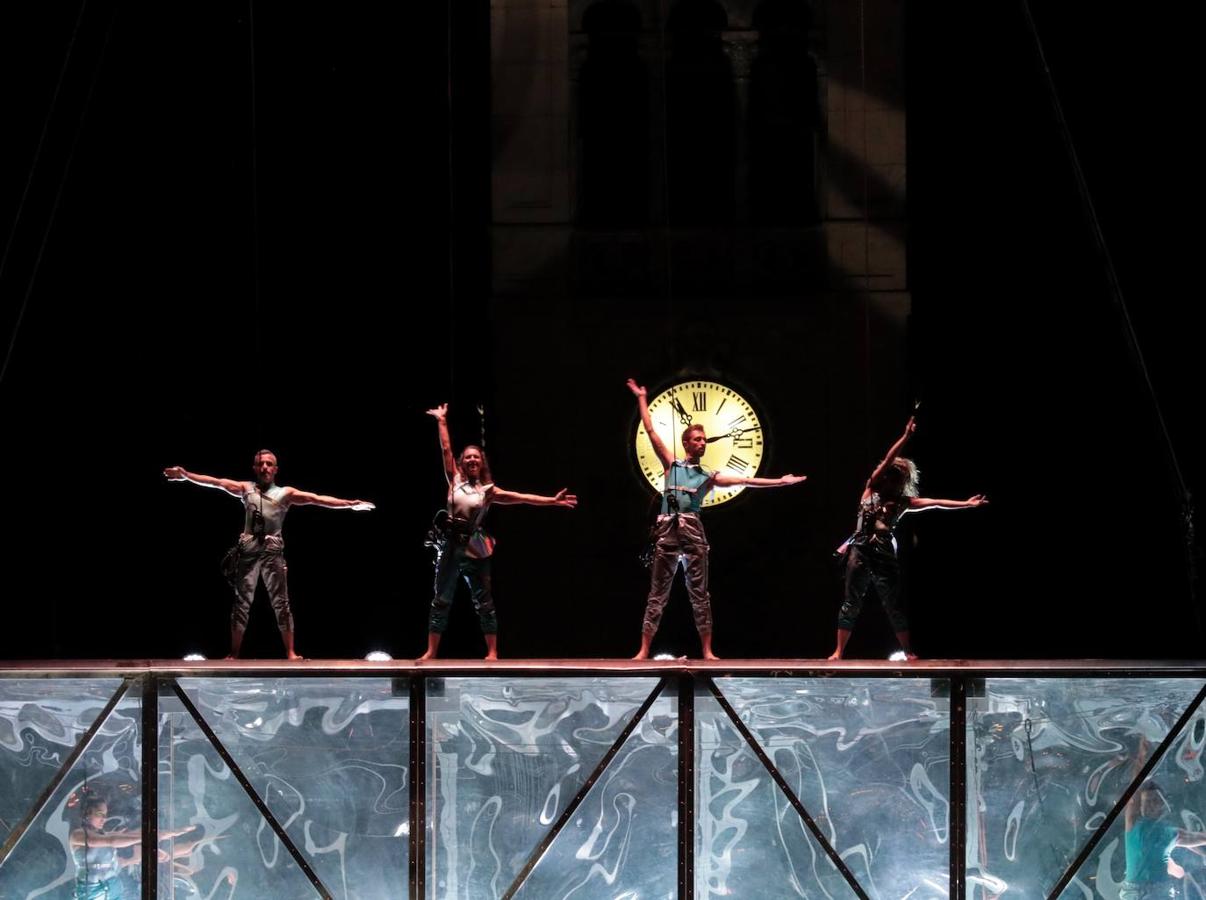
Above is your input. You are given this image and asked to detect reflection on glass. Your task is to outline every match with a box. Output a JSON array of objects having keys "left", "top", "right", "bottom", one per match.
[
  {"left": 696, "top": 689, "right": 861, "bottom": 899},
  {"left": 0, "top": 678, "right": 125, "bottom": 845},
  {"left": 158, "top": 687, "right": 326, "bottom": 899},
  {"left": 510, "top": 686, "right": 676, "bottom": 900},
  {"left": 967, "top": 678, "right": 1206, "bottom": 898},
  {"left": 714, "top": 676, "right": 950, "bottom": 898},
  {"left": 426, "top": 676, "right": 665, "bottom": 899},
  {"left": 0, "top": 685, "right": 140, "bottom": 900},
  {"left": 172, "top": 678, "right": 409, "bottom": 899}
]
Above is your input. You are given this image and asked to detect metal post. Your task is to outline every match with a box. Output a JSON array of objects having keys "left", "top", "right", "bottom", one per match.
[
  {"left": 949, "top": 676, "right": 966, "bottom": 900},
  {"left": 678, "top": 674, "right": 696, "bottom": 900},
  {"left": 141, "top": 674, "right": 159, "bottom": 900},
  {"left": 409, "top": 676, "right": 426, "bottom": 899}
]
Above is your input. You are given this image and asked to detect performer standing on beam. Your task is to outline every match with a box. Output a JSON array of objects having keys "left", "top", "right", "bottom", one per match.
[
  {"left": 164, "top": 450, "right": 375, "bottom": 660},
  {"left": 421, "top": 403, "right": 577, "bottom": 661},
  {"left": 828, "top": 415, "right": 988, "bottom": 660},
  {"left": 627, "top": 378, "right": 807, "bottom": 661}
]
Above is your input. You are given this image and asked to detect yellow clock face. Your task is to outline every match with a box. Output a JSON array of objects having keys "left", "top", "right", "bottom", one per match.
[{"left": 634, "top": 380, "right": 765, "bottom": 507}]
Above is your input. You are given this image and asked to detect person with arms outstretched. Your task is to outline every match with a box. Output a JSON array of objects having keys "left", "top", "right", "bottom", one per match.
[
  {"left": 421, "top": 404, "right": 577, "bottom": 661},
  {"left": 628, "top": 378, "right": 807, "bottom": 661},
  {"left": 164, "top": 450, "right": 374, "bottom": 660},
  {"left": 829, "top": 416, "right": 987, "bottom": 660},
  {"left": 70, "top": 797, "right": 195, "bottom": 899}
]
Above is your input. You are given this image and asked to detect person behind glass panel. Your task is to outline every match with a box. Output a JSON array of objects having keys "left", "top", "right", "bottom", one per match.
[
  {"left": 1120, "top": 737, "right": 1206, "bottom": 898},
  {"left": 69, "top": 797, "right": 195, "bottom": 899}
]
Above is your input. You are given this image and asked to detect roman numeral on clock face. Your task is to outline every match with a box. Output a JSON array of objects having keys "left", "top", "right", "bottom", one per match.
[
  {"left": 692, "top": 391, "right": 707, "bottom": 412},
  {"left": 726, "top": 454, "right": 749, "bottom": 471}
]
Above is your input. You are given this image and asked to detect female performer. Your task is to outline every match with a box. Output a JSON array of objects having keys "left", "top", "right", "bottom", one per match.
[
  {"left": 421, "top": 404, "right": 577, "bottom": 660},
  {"left": 829, "top": 416, "right": 988, "bottom": 660}
]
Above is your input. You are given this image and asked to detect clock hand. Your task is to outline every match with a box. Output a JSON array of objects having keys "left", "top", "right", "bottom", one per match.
[
  {"left": 670, "top": 397, "right": 693, "bottom": 426},
  {"left": 705, "top": 426, "right": 762, "bottom": 444}
]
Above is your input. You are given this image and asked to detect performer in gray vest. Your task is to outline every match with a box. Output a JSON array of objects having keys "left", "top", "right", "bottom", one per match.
[
  {"left": 422, "top": 403, "right": 577, "bottom": 660},
  {"left": 164, "top": 450, "right": 374, "bottom": 659},
  {"left": 627, "top": 378, "right": 807, "bottom": 660}
]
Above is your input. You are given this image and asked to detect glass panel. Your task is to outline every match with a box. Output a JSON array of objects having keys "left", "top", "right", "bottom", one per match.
[
  {"left": 715, "top": 676, "right": 951, "bottom": 898},
  {"left": 0, "top": 684, "right": 139, "bottom": 900},
  {"left": 425, "top": 676, "right": 662, "bottom": 900},
  {"left": 158, "top": 685, "right": 328, "bottom": 899},
  {"left": 696, "top": 688, "right": 861, "bottom": 899},
  {"left": 174, "top": 677, "right": 409, "bottom": 899},
  {"left": 967, "top": 677, "right": 1205, "bottom": 898},
  {"left": 510, "top": 684, "right": 676, "bottom": 900},
  {"left": 1055, "top": 699, "right": 1206, "bottom": 898},
  {"left": 0, "top": 678, "right": 125, "bottom": 845}
]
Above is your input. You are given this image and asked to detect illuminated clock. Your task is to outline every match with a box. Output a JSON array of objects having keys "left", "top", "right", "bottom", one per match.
[{"left": 634, "top": 379, "right": 766, "bottom": 507}]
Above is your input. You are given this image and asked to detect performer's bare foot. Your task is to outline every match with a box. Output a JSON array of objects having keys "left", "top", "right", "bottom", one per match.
[
  {"left": 632, "top": 633, "right": 653, "bottom": 661},
  {"left": 702, "top": 651, "right": 720, "bottom": 661},
  {"left": 223, "top": 654, "right": 238, "bottom": 661},
  {"left": 417, "top": 632, "right": 441, "bottom": 662},
  {"left": 828, "top": 628, "right": 851, "bottom": 661},
  {"left": 903, "top": 652, "right": 919, "bottom": 661},
  {"left": 286, "top": 651, "right": 304, "bottom": 661},
  {"left": 483, "top": 634, "right": 498, "bottom": 661},
  {"left": 483, "top": 652, "right": 498, "bottom": 661}
]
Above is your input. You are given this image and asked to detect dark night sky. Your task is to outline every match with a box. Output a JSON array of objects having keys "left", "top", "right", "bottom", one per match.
[{"left": 0, "top": 2, "right": 1201, "bottom": 661}]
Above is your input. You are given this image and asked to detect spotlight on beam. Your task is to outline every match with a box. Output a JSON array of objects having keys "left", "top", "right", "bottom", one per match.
[
  {"left": 365, "top": 651, "right": 393, "bottom": 662},
  {"left": 653, "top": 653, "right": 678, "bottom": 661},
  {"left": 183, "top": 653, "right": 207, "bottom": 661},
  {"left": 888, "top": 650, "right": 909, "bottom": 662}
]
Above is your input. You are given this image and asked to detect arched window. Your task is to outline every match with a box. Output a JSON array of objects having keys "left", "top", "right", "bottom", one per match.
[
  {"left": 577, "top": 0, "right": 650, "bottom": 225},
  {"left": 749, "top": 0, "right": 820, "bottom": 224},
  {"left": 665, "top": 0, "right": 735, "bottom": 226}
]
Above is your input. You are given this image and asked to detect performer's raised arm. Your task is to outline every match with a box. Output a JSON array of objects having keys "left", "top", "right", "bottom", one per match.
[
  {"left": 492, "top": 487, "right": 578, "bottom": 507},
  {"left": 427, "top": 403, "right": 457, "bottom": 480},
  {"left": 284, "top": 487, "right": 375, "bottom": 511},
  {"left": 713, "top": 472, "right": 807, "bottom": 489},
  {"left": 908, "top": 494, "right": 989, "bottom": 511},
  {"left": 628, "top": 378, "right": 674, "bottom": 469},
  {"left": 867, "top": 416, "right": 915, "bottom": 490},
  {"left": 163, "top": 466, "right": 246, "bottom": 498}
]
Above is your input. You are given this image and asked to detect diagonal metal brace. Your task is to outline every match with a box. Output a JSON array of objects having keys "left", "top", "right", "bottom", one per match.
[
  {"left": 169, "top": 680, "right": 335, "bottom": 900},
  {"left": 1046, "top": 680, "right": 1206, "bottom": 899},
  {"left": 0, "top": 677, "right": 134, "bottom": 868},
  {"left": 707, "top": 679, "right": 872, "bottom": 900},
  {"left": 502, "top": 677, "right": 669, "bottom": 900}
]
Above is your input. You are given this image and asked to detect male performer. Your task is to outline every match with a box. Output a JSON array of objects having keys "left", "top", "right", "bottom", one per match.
[
  {"left": 164, "top": 450, "right": 374, "bottom": 660},
  {"left": 627, "top": 378, "right": 807, "bottom": 660}
]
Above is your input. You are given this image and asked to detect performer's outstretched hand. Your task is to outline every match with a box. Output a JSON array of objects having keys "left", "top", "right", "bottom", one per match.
[
  {"left": 552, "top": 489, "right": 578, "bottom": 508},
  {"left": 163, "top": 466, "right": 187, "bottom": 480},
  {"left": 780, "top": 474, "right": 808, "bottom": 486},
  {"left": 903, "top": 416, "right": 916, "bottom": 435},
  {"left": 966, "top": 494, "right": 989, "bottom": 507},
  {"left": 426, "top": 403, "right": 448, "bottom": 420},
  {"left": 350, "top": 500, "right": 376, "bottom": 511},
  {"left": 626, "top": 378, "right": 646, "bottom": 398}
]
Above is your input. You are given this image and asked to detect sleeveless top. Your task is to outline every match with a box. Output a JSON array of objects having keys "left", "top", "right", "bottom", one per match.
[
  {"left": 660, "top": 460, "right": 714, "bottom": 516},
  {"left": 243, "top": 483, "right": 288, "bottom": 536}
]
